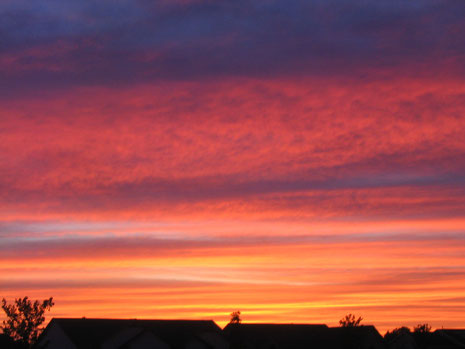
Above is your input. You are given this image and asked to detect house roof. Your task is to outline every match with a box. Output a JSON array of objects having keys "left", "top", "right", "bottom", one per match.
[
  {"left": 44, "top": 318, "right": 223, "bottom": 349},
  {"left": 223, "top": 323, "right": 385, "bottom": 349},
  {"left": 327, "top": 326, "right": 384, "bottom": 349},
  {"left": 223, "top": 323, "right": 332, "bottom": 349},
  {"left": 432, "top": 329, "right": 465, "bottom": 348},
  {"left": 328, "top": 325, "right": 383, "bottom": 338}
]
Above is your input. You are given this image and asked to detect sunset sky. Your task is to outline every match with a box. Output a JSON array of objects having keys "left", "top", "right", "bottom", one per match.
[{"left": 1, "top": 0, "right": 465, "bottom": 333}]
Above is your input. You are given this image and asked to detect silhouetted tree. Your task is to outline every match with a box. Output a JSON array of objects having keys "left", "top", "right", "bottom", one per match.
[
  {"left": 413, "top": 323, "right": 431, "bottom": 334},
  {"left": 412, "top": 323, "right": 432, "bottom": 349},
  {"left": 339, "top": 313, "right": 363, "bottom": 327},
  {"left": 384, "top": 326, "right": 411, "bottom": 342},
  {"left": 229, "top": 311, "right": 242, "bottom": 324},
  {"left": 1, "top": 297, "right": 54, "bottom": 346}
]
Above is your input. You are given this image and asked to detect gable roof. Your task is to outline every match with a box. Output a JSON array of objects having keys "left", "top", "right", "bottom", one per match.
[{"left": 42, "top": 318, "right": 223, "bottom": 349}]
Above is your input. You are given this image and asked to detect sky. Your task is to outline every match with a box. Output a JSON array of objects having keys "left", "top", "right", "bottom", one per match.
[{"left": 1, "top": 0, "right": 465, "bottom": 333}]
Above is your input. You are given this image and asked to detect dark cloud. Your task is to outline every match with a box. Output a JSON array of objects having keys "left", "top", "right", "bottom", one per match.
[{"left": 1, "top": 0, "right": 465, "bottom": 93}]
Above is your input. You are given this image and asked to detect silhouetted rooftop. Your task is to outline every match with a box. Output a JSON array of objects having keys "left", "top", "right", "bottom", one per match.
[
  {"left": 224, "top": 323, "right": 337, "bottom": 349},
  {"left": 40, "top": 318, "right": 223, "bottom": 349},
  {"left": 223, "top": 323, "right": 385, "bottom": 349},
  {"left": 432, "top": 329, "right": 465, "bottom": 348}
]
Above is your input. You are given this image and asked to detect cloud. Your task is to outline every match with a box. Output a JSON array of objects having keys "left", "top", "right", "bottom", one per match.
[
  {"left": 1, "top": 79, "right": 464, "bottom": 220},
  {"left": 1, "top": 0, "right": 465, "bottom": 94},
  {"left": 2, "top": 229, "right": 465, "bottom": 260}
]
